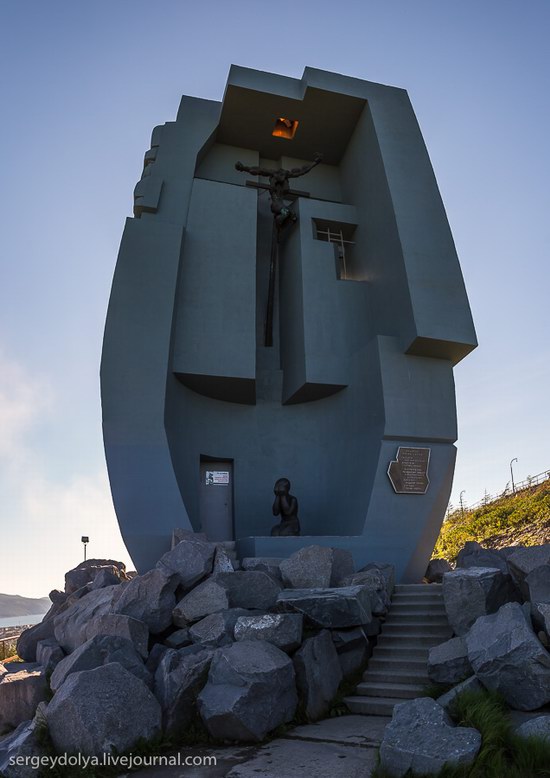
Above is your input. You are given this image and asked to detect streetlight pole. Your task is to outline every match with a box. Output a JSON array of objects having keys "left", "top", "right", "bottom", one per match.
[
  {"left": 81, "top": 536, "right": 89, "bottom": 562},
  {"left": 459, "top": 490, "right": 466, "bottom": 519},
  {"left": 510, "top": 458, "right": 518, "bottom": 494}
]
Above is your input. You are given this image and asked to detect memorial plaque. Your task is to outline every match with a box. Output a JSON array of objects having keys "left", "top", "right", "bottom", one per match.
[{"left": 387, "top": 447, "right": 430, "bottom": 494}]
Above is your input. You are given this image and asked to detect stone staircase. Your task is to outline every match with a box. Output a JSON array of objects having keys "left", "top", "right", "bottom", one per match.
[{"left": 344, "top": 583, "right": 452, "bottom": 716}]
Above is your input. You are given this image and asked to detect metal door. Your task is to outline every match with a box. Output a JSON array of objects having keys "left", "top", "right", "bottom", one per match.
[{"left": 199, "top": 461, "right": 234, "bottom": 541}]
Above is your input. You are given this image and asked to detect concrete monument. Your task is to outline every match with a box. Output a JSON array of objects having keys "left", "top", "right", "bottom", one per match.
[{"left": 101, "top": 66, "right": 477, "bottom": 581}]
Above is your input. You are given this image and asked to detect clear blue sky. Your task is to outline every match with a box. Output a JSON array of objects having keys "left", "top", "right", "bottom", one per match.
[{"left": 1, "top": 0, "right": 548, "bottom": 596}]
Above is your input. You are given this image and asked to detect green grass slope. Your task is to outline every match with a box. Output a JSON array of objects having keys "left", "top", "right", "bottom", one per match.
[{"left": 434, "top": 480, "right": 550, "bottom": 563}]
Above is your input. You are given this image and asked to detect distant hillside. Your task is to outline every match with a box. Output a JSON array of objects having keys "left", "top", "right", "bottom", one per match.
[
  {"left": 0, "top": 593, "right": 50, "bottom": 619},
  {"left": 434, "top": 479, "right": 550, "bottom": 562}
]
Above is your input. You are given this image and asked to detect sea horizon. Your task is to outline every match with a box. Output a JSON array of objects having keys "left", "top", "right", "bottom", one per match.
[{"left": 0, "top": 613, "right": 45, "bottom": 629}]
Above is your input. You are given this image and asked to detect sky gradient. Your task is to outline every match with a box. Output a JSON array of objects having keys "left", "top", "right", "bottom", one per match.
[{"left": 1, "top": 0, "right": 548, "bottom": 596}]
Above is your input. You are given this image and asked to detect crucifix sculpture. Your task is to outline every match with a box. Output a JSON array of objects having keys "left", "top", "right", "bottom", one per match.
[{"left": 235, "top": 153, "right": 323, "bottom": 345}]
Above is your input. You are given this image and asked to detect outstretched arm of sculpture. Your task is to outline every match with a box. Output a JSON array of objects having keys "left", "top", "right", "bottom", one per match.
[
  {"left": 287, "top": 152, "right": 323, "bottom": 178},
  {"left": 235, "top": 161, "right": 275, "bottom": 177}
]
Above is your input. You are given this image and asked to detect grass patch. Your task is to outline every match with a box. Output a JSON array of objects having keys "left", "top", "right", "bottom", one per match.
[
  {"left": 434, "top": 481, "right": 550, "bottom": 563},
  {"left": 373, "top": 688, "right": 550, "bottom": 778}
]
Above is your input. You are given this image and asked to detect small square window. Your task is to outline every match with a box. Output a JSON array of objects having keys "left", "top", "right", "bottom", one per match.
[
  {"left": 272, "top": 117, "right": 299, "bottom": 139},
  {"left": 313, "top": 219, "right": 356, "bottom": 280}
]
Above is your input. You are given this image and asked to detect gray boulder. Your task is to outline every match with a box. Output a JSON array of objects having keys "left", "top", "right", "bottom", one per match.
[
  {"left": 0, "top": 718, "right": 48, "bottom": 778},
  {"left": 500, "top": 545, "right": 527, "bottom": 559},
  {"left": 277, "top": 586, "right": 372, "bottom": 628},
  {"left": 279, "top": 546, "right": 354, "bottom": 589},
  {"left": 64, "top": 559, "right": 127, "bottom": 594},
  {"left": 465, "top": 602, "right": 550, "bottom": 710},
  {"left": 524, "top": 564, "right": 550, "bottom": 604},
  {"left": 171, "top": 529, "right": 207, "bottom": 547},
  {"left": 341, "top": 569, "right": 390, "bottom": 615},
  {"left": 49, "top": 589, "right": 67, "bottom": 605},
  {"left": 379, "top": 697, "right": 481, "bottom": 777},
  {"left": 146, "top": 643, "right": 170, "bottom": 675},
  {"left": 293, "top": 630, "right": 342, "bottom": 721},
  {"left": 428, "top": 636, "right": 473, "bottom": 684},
  {"left": 436, "top": 676, "right": 483, "bottom": 712},
  {"left": 214, "top": 572, "right": 282, "bottom": 610},
  {"left": 198, "top": 640, "right": 297, "bottom": 741},
  {"left": 173, "top": 578, "right": 229, "bottom": 627},
  {"left": 114, "top": 568, "right": 179, "bottom": 633},
  {"left": 442, "top": 567, "right": 520, "bottom": 635},
  {"left": 189, "top": 609, "right": 249, "bottom": 648},
  {"left": 425, "top": 559, "right": 452, "bottom": 583},
  {"left": 35, "top": 639, "right": 64, "bottom": 674},
  {"left": 241, "top": 557, "right": 283, "bottom": 581},
  {"left": 17, "top": 618, "right": 56, "bottom": 663},
  {"left": 89, "top": 567, "right": 124, "bottom": 590},
  {"left": 54, "top": 584, "right": 122, "bottom": 652},
  {"left": 507, "top": 546, "right": 550, "bottom": 593},
  {"left": 50, "top": 635, "right": 152, "bottom": 692},
  {"left": 156, "top": 537, "right": 216, "bottom": 590},
  {"left": 456, "top": 541, "right": 482, "bottom": 563},
  {"left": 515, "top": 715, "right": 550, "bottom": 742},
  {"left": 359, "top": 562, "right": 395, "bottom": 595},
  {"left": 234, "top": 614, "right": 303, "bottom": 653},
  {"left": 532, "top": 602, "right": 550, "bottom": 634},
  {"left": 0, "top": 667, "right": 48, "bottom": 735},
  {"left": 165, "top": 628, "right": 192, "bottom": 649},
  {"left": 456, "top": 543, "right": 508, "bottom": 573},
  {"left": 331, "top": 627, "right": 370, "bottom": 678},
  {"left": 213, "top": 546, "right": 236, "bottom": 573},
  {"left": 46, "top": 663, "right": 161, "bottom": 757},
  {"left": 85, "top": 613, "right": 149, "bottom": 658},
  {"left": 154, "top": 647, "right": 214, "bottom": 739}
]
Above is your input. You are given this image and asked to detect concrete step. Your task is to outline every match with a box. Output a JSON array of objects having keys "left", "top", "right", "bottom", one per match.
[
  {"left": 368, "top": 657, "right": 429, "bottom": 674},
  {"left": 374, "top": 645, "right": 429, "bottom": 660},
  {"left": 390, "top": 600, "right": 446, "bottom": 610},
  {"left": 384, "top": 620, "right": 449, "bottom": 632},
  {"left": 392, "top": 592, "right": 443, "bottom": 601},
  {"left": 356, "top": 681, "right": 428, "bottom": 699},
  {"left": 363, "top": 669, "right": 430, "bottom": 685},
  {"left": 394, "top": 584, "right": 441, "bottom": 593},
  {"left": 391, "top": 600, "right": 444, "bottom": 610},
  {"left": 375, "top": 633, "right": 446, "bottom": 647},
  {"left": 376, "top": 634, "right": 438, "bottom": 651},
  {"left": 344, "top": 695, "right": 406, "bottom": 716},
  {"left": 386, "top": 612, "right": 448, "bottom": 623},
  {"left": 383, "top": 619, "right": 453, "bottom": 640}
]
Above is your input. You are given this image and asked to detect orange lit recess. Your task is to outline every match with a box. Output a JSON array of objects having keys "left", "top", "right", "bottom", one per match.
[{"left": 272, "top": 117, "right": 299, "bottom": 139}]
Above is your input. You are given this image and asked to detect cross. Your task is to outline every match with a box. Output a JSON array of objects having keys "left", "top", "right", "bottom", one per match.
[
  {"left": 246, "top": 181, "right": 310, "bottom": 347},
  {"left": 235, "top": 154, "right": 323, "bottom": 347}
]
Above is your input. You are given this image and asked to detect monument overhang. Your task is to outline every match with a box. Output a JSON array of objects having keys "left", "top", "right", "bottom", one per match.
[{"left": 217, "top": 70, "right": 367, "bottom": 165}]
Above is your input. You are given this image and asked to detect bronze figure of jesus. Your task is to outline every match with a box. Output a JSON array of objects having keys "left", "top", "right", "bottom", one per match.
[{"left": 235, "top": 153, "right": 323, "bottom": 230}]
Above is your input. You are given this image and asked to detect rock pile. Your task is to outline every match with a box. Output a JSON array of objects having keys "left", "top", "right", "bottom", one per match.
[
  {"left": 427, "top": 542, "right": 550, "bottom": 711},
  {"left": 379, "top": 541, "right": 550, "bottom": 776},
  {"left": 0, "top": 540, "right": 392, "bottom": 767}
]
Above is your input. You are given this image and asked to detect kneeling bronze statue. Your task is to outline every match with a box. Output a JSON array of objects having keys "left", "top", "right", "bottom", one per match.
[{"left": 271, "top": 477, "right": 301, "bottom": 536}]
